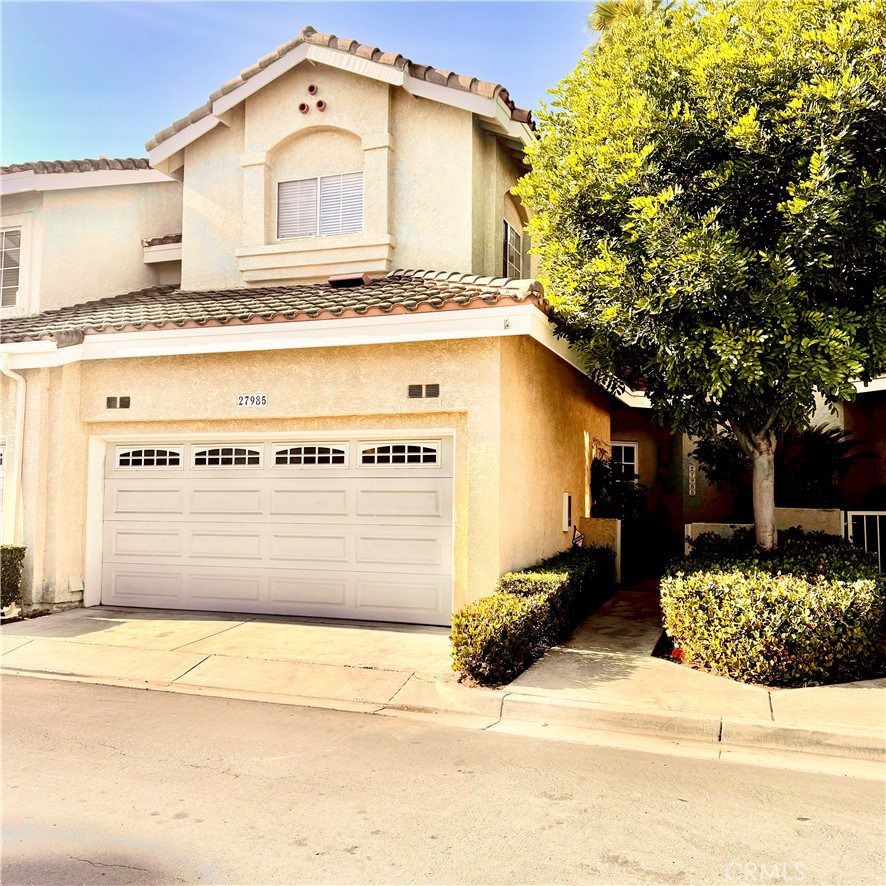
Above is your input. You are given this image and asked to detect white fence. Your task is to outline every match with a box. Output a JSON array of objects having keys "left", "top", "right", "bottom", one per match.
[{"left": 845, "top": 512, "right": 885, "bottom": 575}]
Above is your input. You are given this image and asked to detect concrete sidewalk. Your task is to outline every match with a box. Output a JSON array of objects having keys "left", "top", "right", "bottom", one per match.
[{"left": 2, "top": 596, "right": 884, "bottom": 769}]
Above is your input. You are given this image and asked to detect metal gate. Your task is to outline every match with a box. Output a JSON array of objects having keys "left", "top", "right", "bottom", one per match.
[{"left": 844, "top": 512, "right": 885, "bottom": 575}]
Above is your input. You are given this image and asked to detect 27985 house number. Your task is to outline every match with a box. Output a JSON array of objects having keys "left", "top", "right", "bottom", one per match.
[{"left": 237, "top": 394, "right": 268, "bottom": 407}]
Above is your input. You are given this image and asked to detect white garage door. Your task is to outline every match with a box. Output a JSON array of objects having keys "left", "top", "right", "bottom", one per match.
[{"left": 101, "top": 436, "right": 453, "bottom": 625}]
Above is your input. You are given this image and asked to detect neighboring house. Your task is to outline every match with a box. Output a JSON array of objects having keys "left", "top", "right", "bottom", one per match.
[
  {"left": 0, "top": 26, "right": 618, "bottom": 625},
  {"left": 0, "top": 158, "right": 182, "bottom": 317}
]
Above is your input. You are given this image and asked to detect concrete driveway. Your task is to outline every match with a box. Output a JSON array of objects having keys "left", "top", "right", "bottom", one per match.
[{"left": 0, "top": 607, "right": 503, "bottom": 723}]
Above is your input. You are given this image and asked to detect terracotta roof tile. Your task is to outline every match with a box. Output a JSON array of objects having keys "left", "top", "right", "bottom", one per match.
[
  {"left": 0, "top": 270, "right": 544, "bottom": 344},
  {"left": 1, "top": 158, "right": 151, "bottom": 176},
  {"left": 146, "top": 24, "right": 534, "bottom": 151},
  {"left": 141, "top": 233, "right": 183, "bottom": 247}
]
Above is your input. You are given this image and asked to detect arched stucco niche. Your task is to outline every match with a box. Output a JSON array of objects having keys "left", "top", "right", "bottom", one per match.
[{"left": 265, "top": 126, "right": 364, "bottom": 243}]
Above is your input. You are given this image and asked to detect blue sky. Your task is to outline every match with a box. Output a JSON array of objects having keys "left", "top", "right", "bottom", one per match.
[{"left": 1, "top": 1, "right": 594, "bottom": 164}]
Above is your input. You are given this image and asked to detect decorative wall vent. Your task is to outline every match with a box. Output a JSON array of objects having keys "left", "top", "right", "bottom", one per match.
[
  {"left": 406, "top": 384, "right": 440, "bottom": 399},
  {"left": 106, "top": 396, "right": 131, "bottom": 409}
]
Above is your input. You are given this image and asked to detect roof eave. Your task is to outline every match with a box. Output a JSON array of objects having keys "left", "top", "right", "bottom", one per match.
[{"left": 148, "top": 41, "right": 534, "bottom": 170}]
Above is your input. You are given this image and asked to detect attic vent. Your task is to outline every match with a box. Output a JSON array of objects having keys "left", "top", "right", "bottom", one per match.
[
  {"left": 328, "top": 272, "right": 371, "bottom": 288},
  {"left": 407, "top": 384, "right": 440, "bottom": 399}
]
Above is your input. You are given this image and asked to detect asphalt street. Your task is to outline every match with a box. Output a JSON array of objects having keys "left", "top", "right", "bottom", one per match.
[{"left": 2, "top": 676, "right": 883, "bottom": 885}]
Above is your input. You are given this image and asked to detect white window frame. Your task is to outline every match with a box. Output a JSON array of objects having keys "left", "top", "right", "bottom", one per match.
[
  {"left": 191, "top": 444, "right": 264, "bottom": 469},
  {"left": 115, "top": 446, "right": 184, "bottom": 470},
  {"left": 610, "top": 441, "right": 639, "bottom": 480},
  {"left": 272, "top": 443, "right": 349, "bottom": 468},
  {"left": 277, "top": 171, "right": 363, "bottom": 240},
  {"left": 503, "top": 220, "right": 522, "bottom": 278},
  {"left": 358, "top": 440, "right": 442, "bottom": 469},
  {"left": 1, "top": 227, "right": 22, "bottom": 308}
]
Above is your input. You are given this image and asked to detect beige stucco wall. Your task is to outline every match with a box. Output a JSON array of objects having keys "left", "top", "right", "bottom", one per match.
[
  {"left": 178, "top": 61, "right": 527, "bottom": 289},
  {"left": 3, "top": 330, "right": 614, "bottom": 616},
  {"left": 1, "top": 182, "right": 182, "bottom": 318},
  {"left": 498, "top": 336, "right": 611, "bottom": 573}
]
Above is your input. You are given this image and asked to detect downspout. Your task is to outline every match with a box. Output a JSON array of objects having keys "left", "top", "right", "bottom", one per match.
[{"left": 0, "top": 352, "right": 26, "bottom": 545}]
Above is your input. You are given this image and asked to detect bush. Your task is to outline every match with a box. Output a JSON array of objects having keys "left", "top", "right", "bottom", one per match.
[
  {"left": 662, "top": 529, "right": 883, "bottom": 686},
  {"left": 451, "top": 545, "right": 615, "bottom": 685},
  {"left": 1, "top": 546, "right": 26, "bottom": 610}
]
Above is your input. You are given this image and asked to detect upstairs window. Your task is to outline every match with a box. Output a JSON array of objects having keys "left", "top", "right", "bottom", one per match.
[
  {"left": 278, "top": 172, "right": 363, "bottom": 239},
  {"left": 503, "top": 220, "right": 522, "bottom": 278},
  {"left": 1, "top": 228, "right": 21, "bottom": 307}
]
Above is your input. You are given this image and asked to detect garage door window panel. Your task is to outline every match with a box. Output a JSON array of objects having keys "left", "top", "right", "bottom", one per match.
[
  {"left": 274, "top": 444, "right": 348, "bottom": 467},
  {"left": 117, "top": 447, "right": 183, "bottom": 468},
  {"left": 193, "top": 446, "right": 262, "bottom": 467},
  {"left": 360, "top": 442, "right": 440, "bottom": 467}
]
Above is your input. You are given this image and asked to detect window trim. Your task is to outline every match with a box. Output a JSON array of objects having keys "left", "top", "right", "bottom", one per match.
[
  {"left": 610, "top": 441, "right": 639, "bottom": 481},
  {"left": 502, "top": 219, "right": 522, "bottom": 278},
  {"left": 276, "top": 170, "right": 364, "bottom": 241},
  {"left": 358, "top": 440, "right": 442, "bottom": 469},
  {"left": 272, "top": 443, "right": 349, "bottom": 468}
]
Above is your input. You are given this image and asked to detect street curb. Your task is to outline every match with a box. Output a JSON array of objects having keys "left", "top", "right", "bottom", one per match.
[
  {"left": 499, "top": 693, "right": 886, "bottom": 763},
  {"left": 500, "top": 694, "right": 722, "bottom": 744}
]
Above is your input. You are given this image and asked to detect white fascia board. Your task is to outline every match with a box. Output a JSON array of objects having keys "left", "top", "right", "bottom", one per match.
[
  {"left": 4, "top": 304, "right": 569, "bottom": 369},
  {"left": 1, "top": 171, "right": 36, "bottom": 195},
  {"left": 854, "top": 375, "right": 886, "bottom": 394},
  {"left": 143, "top": 242, "right": 183, "bottom": 263},
  {"left": 149, "top": 113, "right": 221, "bottom": 167},
  {"left": 2, "top": 169, "right": 174, "bottom": 196},
  {"left": 212, "top": 44, "right": 312, "bottom": 116}
]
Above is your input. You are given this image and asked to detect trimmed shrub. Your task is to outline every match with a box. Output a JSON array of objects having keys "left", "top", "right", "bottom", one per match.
[
  {"left": 451, "top": 545, "right": 615, "bottom": 685},
  {"left": 662, "top": 529, "right": 883, "bottom": 686},
  {"left": 1, "top": 545, "right": 26, "bottom": 611}
]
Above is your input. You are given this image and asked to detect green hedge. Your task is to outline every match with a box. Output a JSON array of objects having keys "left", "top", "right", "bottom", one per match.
[
  {"left": 451, "top": 545, "right": 616, "bottom": 685},
  {"left": 661, "top": 529, "right": 883, "bottom": 686},
  {"left": 1, "top": 545, "right": 26, "bottom": 610}
]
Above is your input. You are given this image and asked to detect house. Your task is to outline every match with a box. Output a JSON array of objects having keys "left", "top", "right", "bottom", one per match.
[{"left": 0, "top": 26, "right": 621, "bottom": 626}]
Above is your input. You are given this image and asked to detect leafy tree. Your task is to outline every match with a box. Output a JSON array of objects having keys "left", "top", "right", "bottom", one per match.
[
  {"left": 588, "top": 0, "right": 675, "bottom": 46},
  {"left": 516, "top": 0, "right": 886, "bottom": 548}
]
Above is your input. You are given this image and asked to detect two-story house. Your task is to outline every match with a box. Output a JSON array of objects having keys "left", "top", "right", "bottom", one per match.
[{"left": 1, "top": 26, "right": 623, "bottom": 625}]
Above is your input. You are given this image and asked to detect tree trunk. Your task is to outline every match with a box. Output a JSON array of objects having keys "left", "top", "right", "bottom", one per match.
[{"left": 750, "top": 434, "right": 777, "bottom": 550}]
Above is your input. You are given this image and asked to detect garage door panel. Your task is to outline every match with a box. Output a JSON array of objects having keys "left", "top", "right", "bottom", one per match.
[
  {"left": 187, "top": 572, "right": 263, "bottom": 605},
  {"left": 189, "top": 530, "right": 263, "bottom": 560},
  {"left": 189, "top": 486, "right": 264, "bottom": 515},
  {"left": 269, "top": 532, "right": 349, "bottom": 565},
  {"left": 106, "top": 484, "right": 185, "bottom": 518},
  {"left": 357, "top": 485, "right": 446, "bottom": 519},
  {"left": 270, "top": 487, "right": 350, "bottom": 517},
  {"left": 354, "top": 577, "right": 447, "bottom": 625},
  {"left": 356, "top": 530, "right": 448, "bottom": 569},
  {"left": 106, "top": 526, "right": 184, "bottom": 558},
  {"left": 102, "top": 564, "right": 183, "bottom": 606},
  {"left": 268, "top": 575, "right": 349, "bottom": 607}
]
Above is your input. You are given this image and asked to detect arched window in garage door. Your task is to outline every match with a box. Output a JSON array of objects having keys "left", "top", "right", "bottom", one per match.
[
  {"left": 193, "top": 446, "right": 262, "bottom": 467},
  {"left": 274, "top": 444, "right": 347, "bottom": 467},
  {"left": 359, "top": 442, "right": 440, "bottom": 466},
  {"left": 116, "top": 447, "right": 182, "bottom": 468}
]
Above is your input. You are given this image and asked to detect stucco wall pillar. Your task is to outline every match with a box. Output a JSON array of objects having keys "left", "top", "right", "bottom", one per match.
[
  {"left": 240, "top": 152, "right": 269, "bottom": 247},
  {"left": 362, "top": 131, "right": 394, "bottom": 242}
]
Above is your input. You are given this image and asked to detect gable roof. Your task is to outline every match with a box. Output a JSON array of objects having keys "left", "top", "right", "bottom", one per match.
[
  {"left": 0, "top": 270, "right": 545, "bottom": 344},
  {"left": 147, "top": 25, "right": 534, "bottom": 163},
  {"left": 1, "top": 157, "right": 151, "bottom": 176}
]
